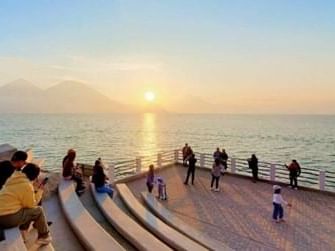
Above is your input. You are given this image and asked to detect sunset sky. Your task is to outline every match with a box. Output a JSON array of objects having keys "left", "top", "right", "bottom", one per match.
[{"left": 1, "top": 0, "right": 335, "bottom": 113}]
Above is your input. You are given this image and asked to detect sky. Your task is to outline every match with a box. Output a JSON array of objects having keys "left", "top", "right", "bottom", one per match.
[{"left": 0, "top": 0, "right": 335, "bottom": 113}]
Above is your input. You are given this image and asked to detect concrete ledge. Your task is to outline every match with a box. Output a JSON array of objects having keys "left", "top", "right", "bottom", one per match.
[
  {"left": 141, "top": 192, "right": 232, "bottom": 251},
  {"left": 0, "top": 228, "right": 27, "bottom": 251},
  {"left": 58, "top": 179, "right": 125, "bottom": 251},
  {"left": 90, "top": 183, "right": 172, "bottom": 251},
  {"left": 116, "top": 183, "right": 208, "bottom": 251}
]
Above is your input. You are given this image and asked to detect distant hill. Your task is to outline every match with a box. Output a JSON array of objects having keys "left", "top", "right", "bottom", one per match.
[{"left": 0, "top": 79, "right": 132, "bottom": 113}]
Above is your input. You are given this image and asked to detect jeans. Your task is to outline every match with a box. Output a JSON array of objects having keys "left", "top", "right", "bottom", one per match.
[
  {"left": 272, "top": 202, "right": 284, "bottom": 220},
  {"left": 0, "top": 207, "right": 49, "bottom": 238},
  {"left": 96, "top": 184, "right": 113, "bottom": 197},
  {"left": 185, "top": 167, "right": 195, "bottom": 184},
  {"left": 211, "top": 175, "right": 220, "bottom": 189}
]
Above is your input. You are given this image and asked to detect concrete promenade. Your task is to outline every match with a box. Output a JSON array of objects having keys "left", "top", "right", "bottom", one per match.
[{"left": 127, "top": 165, "right": 335, "bottom": 251}]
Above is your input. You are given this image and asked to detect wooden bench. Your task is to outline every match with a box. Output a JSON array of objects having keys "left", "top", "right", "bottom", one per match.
[
  {"left": 0, "top": 228, "right": 27, "bottom": 251},
  {"left": 58, "top": 180, "right": 125, "bottom": 251},
  {"left": 116, "top": 183, "right": 208, "bottom": 251},
  {"left": 141, "top": 192, "right": 232, "bottom": 251},
  {"left": 90, "top": 183, "right": 172, "bottom": 251}
]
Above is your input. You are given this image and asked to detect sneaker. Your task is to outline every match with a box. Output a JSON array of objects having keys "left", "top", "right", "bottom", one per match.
[
  {"left": 36, "top": 235, "right": 52, "bottom": 245},
  {"left": 214, "top": 188, "right": 220, "bottom": 192}
]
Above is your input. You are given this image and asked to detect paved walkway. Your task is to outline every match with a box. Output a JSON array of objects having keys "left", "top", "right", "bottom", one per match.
[{"left": 127, "top": 165, "right": 335, "bottom": 251}]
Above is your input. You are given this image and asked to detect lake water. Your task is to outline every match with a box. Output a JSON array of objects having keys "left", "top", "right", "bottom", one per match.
[{"left": 0, "top": 114, "right": 334, "bottom": 172}]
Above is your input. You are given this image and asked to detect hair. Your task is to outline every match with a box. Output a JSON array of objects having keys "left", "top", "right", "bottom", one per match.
[
  {"left": 274, "top": 188, "right": 281, "bottom": 194},
  {"left": 11, "top": 151, "right": 28, "bottom": 162},
  {"left": 148, "top": 164, "right": 154, "bottom": 176},
  {"left": 22, "top": 163, "right": 40, "bottom": 181},
  {"left": 93, "top": 159, "right": 104, "bottom": 176},
  {"left": 67, "top": 149, "right": 76, "bottom": 161}
]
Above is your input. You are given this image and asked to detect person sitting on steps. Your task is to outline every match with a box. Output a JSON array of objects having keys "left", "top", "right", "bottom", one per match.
[{"left": 92, "top": 158, "right": 113, "bottom": 197}]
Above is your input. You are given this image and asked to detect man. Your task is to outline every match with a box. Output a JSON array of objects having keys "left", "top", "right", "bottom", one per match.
[
  {"left": 182, "top": 143, "right": 190, "bottom": 166},
  {"left": 221, "top": 149, "right": 229, "bottom": 170},
  {"left": 184, "top": 154, "right": 197, "bottom": 185},
  {"left": 0, "top": 151, "right": 27, "bottom": 190},
  {"left": 286, "top": 160, "right": 301, "bottom": 190},
  {"left": 0, "top": 163, "right": 52, "bottom": 245},
  {"left": 213, "top": 148, "right": 221, "bottom": 161}
]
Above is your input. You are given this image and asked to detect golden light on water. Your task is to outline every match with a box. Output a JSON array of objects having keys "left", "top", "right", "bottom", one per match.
[{"left": 144, "top": 91, "right": 156, "bottom": 102}]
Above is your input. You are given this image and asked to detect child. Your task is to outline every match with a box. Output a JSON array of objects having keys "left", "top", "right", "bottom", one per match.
[
  {"left": 272, "top": 185, "right": 291, "bottom": 223},
  {"left": 211, "top": 158, "right": 223, "bottom": 192},
  {"left": 157, "top": 177, "right": 168, "bottom": 200}
]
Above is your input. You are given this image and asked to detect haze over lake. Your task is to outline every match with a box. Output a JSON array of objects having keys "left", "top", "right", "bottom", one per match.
[{"left": 0, "top": 113, "right": 334, "bottom": 172}]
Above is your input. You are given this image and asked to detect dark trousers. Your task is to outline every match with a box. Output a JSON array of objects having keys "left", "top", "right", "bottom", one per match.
[
  {"left": 146, "top": 182, "right": 153, "bottom": 193},
  {"left": 210, "top": 175, "right": 220, "bottom": 189},
  {"left": 252, "top": 168, "right": 258, "bottom": 182},
  {"left": 289, "top": 172, "right": 298, "bottom": 188},
  {"left": 72, "top": 174, "right": 85, "bottom": 193},
  {"left": 185, "top": 167, "right": 195, "bottom": 184},
  {"left": 272, "top": 202, "right": 284, "bottom": 220}
]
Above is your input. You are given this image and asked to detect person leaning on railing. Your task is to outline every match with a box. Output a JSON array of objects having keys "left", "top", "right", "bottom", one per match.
[
  {"left": 0, "top": 163, "right": 52, "bottom": 245},
  {"left": 285, "top": 160, "right": 301, "bottom": 190}
]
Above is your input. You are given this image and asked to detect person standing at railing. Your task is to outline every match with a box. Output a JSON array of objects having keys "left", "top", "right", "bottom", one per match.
[
  {"left": 248, "top": 154, "right": 259, "bottom": 183},
  {"left": 211, "top": 158, "right": 223, "bottom": 192},
  {"left": 221, "top": 149, "right": 229, "bottom": 171},
  {"left": 146, "top": 164, "right": 155, "bottom": 193},
  {"left": 182, "top": 143, "right": 190, "bottom": 166},
  {"left": 285, "top": 160, "right": 301, "bottom": 190},
  {"left": 184, "top": 153, "right": 197, "bottom": 185},
  {"left": 213, "top": 148, "right": 221, "bottom": 161}
]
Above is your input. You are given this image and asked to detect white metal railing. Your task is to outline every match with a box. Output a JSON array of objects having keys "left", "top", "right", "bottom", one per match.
[{"left": 107, "top": 149, "right": 335, "bottom": 192}]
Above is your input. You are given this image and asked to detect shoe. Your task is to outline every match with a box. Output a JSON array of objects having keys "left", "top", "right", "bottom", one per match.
[
  {"left": 214, "top": 188, "right": 220, "bottom": 192},
  {"left": 184, "top": 182, "right": 188, "bottom": 185},
  {"left": 279, "top": 219, "right": 286, "bottom": 222},
  {"left": 36, "top": 235, "right": 52, "bottom": 245}
]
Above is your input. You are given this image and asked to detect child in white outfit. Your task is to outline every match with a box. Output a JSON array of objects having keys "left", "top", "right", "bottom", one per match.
[{"left": 272, "top": 185, "right": 291, "bottom": 223}]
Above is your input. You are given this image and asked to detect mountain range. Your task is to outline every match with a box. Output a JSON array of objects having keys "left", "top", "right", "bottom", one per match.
[{"left": 0, "top": 79, "right": 133, "bottom": 113}]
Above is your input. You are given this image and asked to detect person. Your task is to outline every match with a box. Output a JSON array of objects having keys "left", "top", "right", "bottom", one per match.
[
  {"left": 213, "top": 148, "right": 221, "bottom": 162},
  {"left": 0, "top": 163, "right": 52, "bottom": 245},
  {"left": 248, "top": 154, "right": 259, "bottom": 182},
  {"left": 221, "top": 149, "right": 229, "bottom": 170},
  {"left": 92, "top": 158, "right": 113, "bottom": 197},
  {"left": 272, "top": 185, "right": 291, "bottom": 223},
  {"left": 184, "top": 153, "right": 197, "bottom": 185},
  {"left": 0, "top": 150, "right": 28, "bottom": 190},
  {"left": 211, "top": 159, "right": 223, "bottom": 192},
  {"left": 62, "top": 149, "right": 85, "bottom": 195},
  {"left": 157, "top": 177, "right": 168, "bottom": 200},
  {"left": 182, "top": 143, "right": 189, "bottom": 166},
  {"left": 146, "top": 164, "right": 155, "bottom": 193},
  {"left": 285, "top": 160, "right": 301, "bottom": 190}
]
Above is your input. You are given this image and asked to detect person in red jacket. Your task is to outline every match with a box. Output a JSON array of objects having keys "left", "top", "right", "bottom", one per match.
[{"left": 285, "top": 160, "right": 301, "bottom": 190}]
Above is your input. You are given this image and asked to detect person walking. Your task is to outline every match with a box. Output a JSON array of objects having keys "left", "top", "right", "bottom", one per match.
[
  {"left": 285, "top": 160, "right": 301, "bottom": 190},
  {"left": 0, "top": 163, "right": 52, "bottom": 245},
  {"left": 184, "top": 154, "right": 197, "bottom": 185},
  {"left": 248, "top": 154, "right": 259, "bottom": 182},
  {"left": 146, "top": 164, "right": 155, "bottom": 193},
  {"left": 210, "top": 159, "right": 223, "bottom": 192},
  {"left": 272, "top": 185, "right": 291, "bottom": 223}
]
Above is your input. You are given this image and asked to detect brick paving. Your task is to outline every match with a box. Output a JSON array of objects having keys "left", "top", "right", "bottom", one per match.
[{"left": 127, "top": 165, "right": 335, "bottom": 251}]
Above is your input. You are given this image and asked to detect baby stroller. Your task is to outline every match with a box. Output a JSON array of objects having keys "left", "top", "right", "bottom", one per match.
[{"left": 157, "top": 177, "right": 168, "bottom": 200}]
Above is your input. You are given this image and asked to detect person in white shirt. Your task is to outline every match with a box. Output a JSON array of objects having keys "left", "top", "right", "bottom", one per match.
[{"left": 272, "top": 185, "right": 291, "bottom": 223}]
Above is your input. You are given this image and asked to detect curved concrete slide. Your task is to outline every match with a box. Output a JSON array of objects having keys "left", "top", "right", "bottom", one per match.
[
  {"left": 141, "top": 192, "right": 233, "bottom": 251},
  {"left": 58, "top": 180, "right": 125, "bottom": 251},
  {"left": 0, "top": 228, "right": 27, "bottom": 251},
  {"left": 116, "top": 183, "right": 209, "bottom": 251},
  {"left": 90, "top": 183, "right": 172, "bottom": 251}
]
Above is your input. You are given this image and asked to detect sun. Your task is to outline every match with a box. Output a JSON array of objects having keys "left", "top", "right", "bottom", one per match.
[{"left": 144, "top": 91, "right": 156, "bottom": 102}]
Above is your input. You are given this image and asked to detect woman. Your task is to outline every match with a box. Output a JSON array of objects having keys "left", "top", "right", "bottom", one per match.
[
  {"left": 62, "top": 149, "right": 85, "bottom": 195},
  {"left": 146, "top": 164, "right": 155, "bottom": 193},
  {"left": 92, "top": 159, "right": 113, "bottom": 197},
  {"left": 211, "top": 159, "right": 223, "bottom": 192},
  {"left": 0, "top": 163, "right": 51, "bottom": 245},
  {"left": 248, "top": 154, "right": 259, "bottom": 183}
]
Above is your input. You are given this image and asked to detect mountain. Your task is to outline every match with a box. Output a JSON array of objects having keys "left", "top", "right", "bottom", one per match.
[{"left": 0, "top": 79, "right": 132, "bottom": 113}]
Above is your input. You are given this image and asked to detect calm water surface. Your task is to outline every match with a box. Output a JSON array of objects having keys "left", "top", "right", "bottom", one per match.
[{"left": 0, "top": 114, "right": 334, "bottom": 172}]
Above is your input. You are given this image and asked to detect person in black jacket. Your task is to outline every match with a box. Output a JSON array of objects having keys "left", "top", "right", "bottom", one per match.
[
  {"left": 92, "top": 158, "right": 113, "bottom": 197},
  {"left": 221, "top": 149, "right": 229, "bottom": 170},
  {"left": 184, "top": 154, "right": 197, "bottom": 185},
  {"left": 248, "top": 154, "right": 258, "bottom": 183}
]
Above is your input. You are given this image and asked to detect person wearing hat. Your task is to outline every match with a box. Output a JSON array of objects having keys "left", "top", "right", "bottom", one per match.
[{"left": 272, "top": 185, "right": 291, "bottom": 223}]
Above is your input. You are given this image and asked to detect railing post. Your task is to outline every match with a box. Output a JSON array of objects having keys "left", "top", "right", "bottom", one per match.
[
  {"left": 157, "top": 153, "right": 162, "bottom": 168},
  {"left": 319, "top": 170, "right": 326, "bottom": 191},
  {"left": 108, "top": 163, "right": 115, "bottom": 183},
  {"left": 174, "top": 150, "right": 179, "bottom": 164},
  {"left": 270, "top": 164, "right": 276, "bottom": 181},
  {"left": 200, "top": 153, "right": 205, "bottom": 168},
  {"left": 136, "top": 157, "right": 142, "bottom": 173},
  {"left": 230, "top": 158, "right": 236, "bottom": 174}
]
